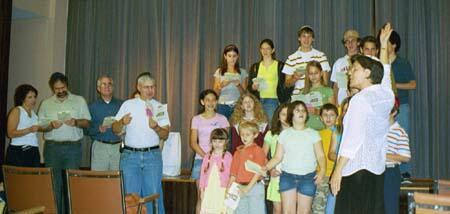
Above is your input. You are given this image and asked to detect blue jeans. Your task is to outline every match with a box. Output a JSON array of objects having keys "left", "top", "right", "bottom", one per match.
[
  {"left": 326, "top": 193, "right": 336, "bottom": 214},
  {"left": 279, "top": 171, "right": 316, "bottom": 197},
  {"left": 216, "top": 104, "right": 234, "bottom": 119},
  {"left": 44, "top": 140, "right": 82, "bottom": 213},
  {"left": 260, "top": 98, "right": 279, "bottom": 122},
  {"left": 397, "top": 103, "right": 411, "bottom": 174},
  {"left": 235, "top": 182, "right": 266, "bottom": 214},
  {"left": 120, "top": 149, "right": 165, "bottom": 214},
  {"left": 384, "top": 165, "right": 401, "bottom": 214}
]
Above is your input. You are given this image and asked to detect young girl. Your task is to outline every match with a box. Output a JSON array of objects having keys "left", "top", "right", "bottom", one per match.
[
  {"left": 229, "top": 93, "right": 268, "bottom": 154},
  {"left": 247, "top": 39, "right": 291, "bottom": 121},
  {"left": 213, "top": 44, "right": 248, "bottom": 119},
  {"left": 326, "top": 96, "right": 351, "bottom": 214},
  {"left": 312, "top": 103, "right": 338, "bottom": 214},
  {"left": 297, "top": 61, "right": 335, "bottom": 130},
  {"left": 262, "top": 103, "right": 290, "bottom": 214},
  {"left": 229, "top": 121, "right": 267, "bottom": 214},
  {"left": 263, "top": 100, "right": 326, "bottom": 214},
  {"left": 190, "top": 89, "right": 230, "bottom": 214},
  {"left": 199, "top": 128, "right": 233, "bottom": 214}
]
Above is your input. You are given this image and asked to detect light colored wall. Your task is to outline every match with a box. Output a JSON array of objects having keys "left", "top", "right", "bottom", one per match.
[{"left": 7, "top": 0, "right": 68, "bottom": 162}]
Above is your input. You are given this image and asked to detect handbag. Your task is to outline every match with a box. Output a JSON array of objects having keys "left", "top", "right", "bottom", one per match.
[{"left": 162, "top": 132, "right": 181, "bottom": 176}]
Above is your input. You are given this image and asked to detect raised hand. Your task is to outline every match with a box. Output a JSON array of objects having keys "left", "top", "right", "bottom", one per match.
[{"left": 379, "top": 22, "right": 393, "bottom": 46}]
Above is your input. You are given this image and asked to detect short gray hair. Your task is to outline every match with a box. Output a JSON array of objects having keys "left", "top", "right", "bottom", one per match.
[
  {"left": 136, "top": 72, "right": 155, "bottom": 85},
  {"left": 97, "top": 75, "right": 113, "bottom": 87}
]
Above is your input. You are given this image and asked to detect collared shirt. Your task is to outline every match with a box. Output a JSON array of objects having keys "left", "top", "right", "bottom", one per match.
[
  {"left": 282, "top": 47, "right": 331, "bottom": 89},
  {"left": 331, "top": 55, "right": 351, "bottom": 104},
  {"left": 115, "top": 98, "right": 170, "bottom": 148},
  {"left": 88, "top": 97, "right": 123, "bottom": 143},
  {"left": 338, "top": 64, "right": 394, "bottom": 176},
  {"left": 386, "top": 121, "right": 410, "bottom": 165},
  {"left": 230, "top": 143, "right": 266, "bottom": 183},
  {"left": 38, "top": 92, "right": 91, "bottom": 141}
]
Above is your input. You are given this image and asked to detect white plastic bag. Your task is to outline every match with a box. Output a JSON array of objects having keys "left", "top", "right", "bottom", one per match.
[{"left": 162, "top": 132, "right": 181, "bottom": 176}]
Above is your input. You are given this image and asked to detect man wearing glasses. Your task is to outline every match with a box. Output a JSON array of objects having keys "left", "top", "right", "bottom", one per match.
[{"left": 88, "top": 75, "right": 123, "bottom": 170}]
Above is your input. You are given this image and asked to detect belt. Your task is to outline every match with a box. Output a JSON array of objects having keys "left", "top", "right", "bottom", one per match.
[
  {"left": 47, "top": 140, "right": 81, "bottom": 144},
  {"left": 97, "top": 140, "right": 122, "bottom": 145},
  {"left": 386, "top": 163, "right": 399, "bottom": 168},
  {"left": 123, "top": 145, "right": 159, "bottom": 152}
]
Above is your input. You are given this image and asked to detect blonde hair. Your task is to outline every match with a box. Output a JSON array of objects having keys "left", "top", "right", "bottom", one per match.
[
  {"left": 302, "top": 61, "right": 324, "bottom": 94},
  {"left": 238, "top": 121, "right": 260, "bottom": 135},
  {"left": 230, "top": 93, "right": 267, "bottom": 125}
]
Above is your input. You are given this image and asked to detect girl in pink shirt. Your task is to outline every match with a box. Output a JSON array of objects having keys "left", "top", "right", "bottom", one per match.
[{"left": 199, "top": 128, "right": 232, "bottom": 214}]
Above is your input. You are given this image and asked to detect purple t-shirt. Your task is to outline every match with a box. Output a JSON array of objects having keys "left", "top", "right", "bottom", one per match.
[{"left": 191, "top": 113, "right": 229, "bottom": 159}]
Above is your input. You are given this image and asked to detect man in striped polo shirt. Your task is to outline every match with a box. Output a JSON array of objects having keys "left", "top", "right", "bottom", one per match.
[{"left": 283, "top": 25, "right": 331, "bottom": 93}]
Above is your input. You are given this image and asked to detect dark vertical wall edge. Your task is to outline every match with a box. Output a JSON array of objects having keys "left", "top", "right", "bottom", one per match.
[{"left": 0, "top": 0, "right": 13, "bottom": 172}]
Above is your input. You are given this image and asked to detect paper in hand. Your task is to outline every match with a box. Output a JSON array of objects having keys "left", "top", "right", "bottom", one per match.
[
  {"left": 153, "top": 104, "right": 170, "bottom": 127},
  {"left": 102, "top": 116, "right": 116, "bottom": 128},
  {"left": 37, "top": 119, "right": 51, "bottom": 127},
  {"left": 224, "top": 182, "right": 241, "bottom": 210},
  {"left": 244, "top": 160, "right": 265, "bottom": 176},
  {"left": 336, "top": 72, "right": 348, "bottom": 89},
  {"left": 252, "top": 77, "right": 268, "bottom": 90},
  {"left": 57, "top": 111, "right": 71, "bottom": 121}
]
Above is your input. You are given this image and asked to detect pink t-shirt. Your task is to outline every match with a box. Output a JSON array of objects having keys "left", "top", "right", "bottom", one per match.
[
  {"left": 199, "top": 152, "right": 233, "bottom": 189},
  {"left": 191, "top": 113, "right": 229, "bottom": 159}
]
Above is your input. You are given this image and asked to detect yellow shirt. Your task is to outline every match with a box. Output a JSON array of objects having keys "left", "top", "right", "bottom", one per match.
[
  {"left": 257, "top": 61, "right": 278, "bottom": 98},
  {"left": 319, "top": 128, "right": 334, "bottom": 177}
]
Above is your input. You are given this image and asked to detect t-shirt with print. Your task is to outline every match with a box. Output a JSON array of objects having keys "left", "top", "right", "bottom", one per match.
[
  {"left": 392, "top": 56, "right": 415, "bottom": 104},
  {"left": 300, "top": 86, "right": 333, "bottom": 130},
  {"left": 278, "top": 127, "right": 321, "bottom": 175},
  {"left": 282, "top": 48, "right": 331, "bottom": 90},
  {"left": 191, "top": 113, "right": 229, "bottom": 159},
  {"left": 214, "top": 68, "right": 248, "bottom": 103}
]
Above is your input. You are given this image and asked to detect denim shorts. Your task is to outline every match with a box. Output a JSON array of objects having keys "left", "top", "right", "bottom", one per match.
[
  {"left": 190, "top": 159, "right": 203, "bottom": 180},
  {"left": 279, "top": 171, "right": 317, "bottom": 197}
]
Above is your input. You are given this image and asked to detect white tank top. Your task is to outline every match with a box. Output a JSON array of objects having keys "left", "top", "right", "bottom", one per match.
[{"left": 10, "top": 106, "right": 39, "bottom": 147}]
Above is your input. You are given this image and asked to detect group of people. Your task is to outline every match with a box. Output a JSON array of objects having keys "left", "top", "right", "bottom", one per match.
[
  {"left": 190, "top": 23, "right": 414, "bottom": 214},
  {"left": 4, "top": 21, "right": 416, "bottom": 214}
]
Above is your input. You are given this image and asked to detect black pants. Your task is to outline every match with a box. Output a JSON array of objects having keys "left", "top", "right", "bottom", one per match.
[
  {"left": 335, "top": 170, "right": 385, "bottom": 214},
  {"left": 5, "top": 145, "right": 40, "bottom": 167}
]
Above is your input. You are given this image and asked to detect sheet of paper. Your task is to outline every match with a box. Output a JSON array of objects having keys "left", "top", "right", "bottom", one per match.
[
  {"left": 37, "top": 119, "right": 51, "bottom": 127},
  {"left": 57, "top": 111, "right": 71, "bottom": 121},
  {"left": 153, "top": 104, "right": 170, "bottom": 127},
  {"left": 222, "top": 72, "right": 240, "bottom": 82},
  {"left": 336, "top": 71, "right": 348, "bottom": 89},
  {"left": 244, "top": 160, "right": 265, "bottom": 176},
  {"left": 224, "top": 182, "right": 241, "bottom": 210},
  {"left": 252, "top": 77, "right": 268, "bottom": 90},
  {"left": 102, "top": 116, "right": 116, "bottom": 127}
]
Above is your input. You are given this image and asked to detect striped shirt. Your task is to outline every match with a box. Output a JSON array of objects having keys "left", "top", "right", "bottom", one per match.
[
  {"left": 282, "top": 48, "right": 331, "bottom": 89},
  {"left": 386, "top": 121, "right": 410, "bottom": 165}
]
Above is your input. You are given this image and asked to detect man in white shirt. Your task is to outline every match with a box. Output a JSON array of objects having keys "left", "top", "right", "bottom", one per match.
[
  {"left": 330, "top": 23, "right": 395, "bottom": 213},
  {"left": 112, "top": 72, "right": 169, "bottom": 213},
  {"left": 283, "top": 25, "right": 331, "bottom": 91},
  {"left": 330, "top": 29, "right": 360, "bottom": 105}
]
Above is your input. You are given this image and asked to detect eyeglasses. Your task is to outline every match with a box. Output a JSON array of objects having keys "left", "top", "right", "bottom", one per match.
[{"left": 100, "top": 83, "right": 113, "bottom": 87}]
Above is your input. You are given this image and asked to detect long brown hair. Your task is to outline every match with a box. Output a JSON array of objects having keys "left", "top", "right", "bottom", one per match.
[
  {"left": 337, "top": 96, "right": 352, "bottom": 134},
  {"left": 302, "top": 61, "right": 324, "bottom": 94},
  {"left": 230, "top": 93, "right": 267, "bottom": 126},
  {"left": 219, "top": 44, "right": 241, "bottom": 75},
  {"left": 203, "top": 128, "right": 228, "bottom": 173},
  {"left": 270, "top": 103, "right": 289, "bottom": 135}
]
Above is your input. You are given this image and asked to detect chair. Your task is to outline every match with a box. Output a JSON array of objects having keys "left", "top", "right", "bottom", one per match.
[
  {"left": 65, "top": 169, "right": 159, "bottom": 214},
  {"left": 438, "top": 180, "right": 450, "bottom": 196},
  {"left": 2, "top": 165, "right": 57, "bottom": 213},
  {"left": 413, "top": 192, "right": 450, "bottom": 214}
]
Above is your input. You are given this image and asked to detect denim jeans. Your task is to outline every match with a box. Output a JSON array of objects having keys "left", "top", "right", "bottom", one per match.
[
  {"left": 120, "top": 149, "right": 165, "bottom": 214},
  {"left": 44, "top": 140, "right": 82, "bottom": 213},
  {"left": 216, "top": 104, "right": 234, "bottom": 119},
  {"left": 384, "top": 165, "right": 401, "bottom": 214},
  {"left": 235, "top": 182, "right": 266, "bottom": 214},
  {"left": 260, "top": 98, "right": 279, "bottom": 122},
  {"left": 325, "top": 193, "right": 336, "bottom": 214},
  {"left": 397, "top": 103, "right": 411, "bottom": 174}
]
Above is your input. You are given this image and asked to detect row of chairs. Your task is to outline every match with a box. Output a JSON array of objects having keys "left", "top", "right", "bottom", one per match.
[
  {"left": 2, "top": 165, "right": 159, "bottom": 214},
  {"left": 408, "top": 179, "right": 450, "bottom": 213}
]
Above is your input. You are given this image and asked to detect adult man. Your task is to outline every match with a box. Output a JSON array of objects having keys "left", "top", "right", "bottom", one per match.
[
  {"left": 330, "top": 29, "right": 360, "bottom": 105},
  {"left": 88, "top": 76, "right": 123, "bottom": 170},
  {"left": 112, "top": 72, "right": 169, "bottom": 213},
  {"left": 283, "top": 25, "right": 331, "bottom": 91},
  {"left": 38, "top": 72, "right": 91, "bottom": 212},
  {"left": 386, "top": 30, "right": 416, "bottom": 177},
  {"left": 330, "top": 23, "right": 395, "bottom": 213}
]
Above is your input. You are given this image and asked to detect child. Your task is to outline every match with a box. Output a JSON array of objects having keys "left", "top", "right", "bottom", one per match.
[
  {"left": 282, "top": 25, "right": 331, "bottom": 90},
  {"left": 263, "top": 100, "right": 326, "bottom": 213},
  {"left": 199, "top": 128, "right": 233, "bottom": 214},
  {"left": 229, "top": 121, "right": 267, "bottom": 214},
  {"left": 213, "top": 44, "right": 248, "bottom": 119},
  {"left": 190, "top": 89, "right": 230, "bottom": 214},
  {"left": 312, "top": 103, "right": 338, "bottom": 214},
  {"left": 262, "top": 103, "right": 290, "bottom": 214},
  {"left": 384, "top": 98, "right": 411, "bottom": 214},
  {"left": 230, "top": 93, "right": 268, "bottom": 153},
  {"left": 326, "top": 96, "right": 351, "bottom": 214},
  {"left": 296, "top": 61, "right": 335, "bottom": 130}
]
